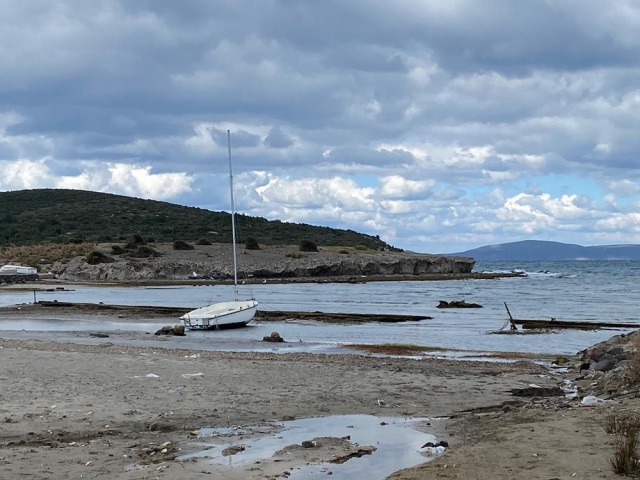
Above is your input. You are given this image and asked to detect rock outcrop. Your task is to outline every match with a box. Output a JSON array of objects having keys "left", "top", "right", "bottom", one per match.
[
  {"left": 51, "top": 244, "right": 475, "bottom": 282},
  {"left": 437, "top": 300, "right": 483, "bottom": 308}
]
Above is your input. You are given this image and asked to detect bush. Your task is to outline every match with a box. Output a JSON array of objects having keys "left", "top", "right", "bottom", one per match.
[
  {"left": 173, "top": 240, "right": 194, "bottom": 250},
  {"left": 86, "top": 251, "right": 114, "bottom": 265},
  {"left": 609, "top": 412, "right": 640, "bottom": 476},
  {"left": 196, "top": 238, "right": 212, "bottom": 245},
  {"left": 339, "top": 249, "right": 350, "bottom": 254},
  {"left": 124, "top": 246, "right": 162, "bottom": 258},
  {"left": 111, "top": 245, "right": 125, "bottom": 255},
  {"left": 245, "top": 237, "right": 260, "bottom": 250},
  {"left": 131, "top": 234, "right": 145, "bottom": 244},
  {"left": 286, "top": 253, "right": 305, "bottom": 259},
  {"left": 299, "top": 240, "right": 318, "bottom": 252}
]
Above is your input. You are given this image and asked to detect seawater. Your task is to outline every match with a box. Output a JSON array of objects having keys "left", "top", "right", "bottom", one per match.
[{"left": 1, "top": 260, "right": 639, "bottom": 356}]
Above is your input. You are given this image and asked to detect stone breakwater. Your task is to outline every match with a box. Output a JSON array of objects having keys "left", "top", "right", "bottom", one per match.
[{"left": 50, "top": 244, "right": 475, "bottom": 282}]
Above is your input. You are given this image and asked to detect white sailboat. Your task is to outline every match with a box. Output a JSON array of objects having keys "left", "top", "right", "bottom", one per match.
[{"left": 180, "top": 130, "right": 259, "bottom": 330}]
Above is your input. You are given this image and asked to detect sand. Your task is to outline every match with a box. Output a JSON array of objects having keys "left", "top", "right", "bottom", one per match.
[{"left": 0, "top": 308, "right": 632, "bottom": 479}]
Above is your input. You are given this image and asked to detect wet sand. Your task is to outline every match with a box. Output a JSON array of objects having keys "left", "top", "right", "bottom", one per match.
[{"left": 0, "top": 305, "right": 632, "bottom": 479}]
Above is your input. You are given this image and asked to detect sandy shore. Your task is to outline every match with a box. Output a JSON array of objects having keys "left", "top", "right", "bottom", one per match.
[{"left": 0, "top": 307, "right": 633, "bottom": 479}]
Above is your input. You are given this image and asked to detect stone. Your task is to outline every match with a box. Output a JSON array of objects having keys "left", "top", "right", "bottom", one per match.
[
  {"left": 222, "top": 445, "right": 245, "bottom": 456},
  {"left": 173, "top": 324, "right": 185, "bottom": 336},
  {"left": 510, "top": 386, "right": 565, "bottom": 397},
  {"left": 263, "top": 332, "right": 284, "bottom": 342},
  {"left": 154, "top": 326, "right": 175, "bottom": 336},
  {"left": 593, "top": 355, "right": 617, "bottom": 372},
  {"left": 437, "top": 300, "right": 483, "bottom": 309}
]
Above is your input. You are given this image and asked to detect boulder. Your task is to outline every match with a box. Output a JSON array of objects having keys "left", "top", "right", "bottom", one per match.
[
  {"left": 593, "top": 355, "right": 618, "bottom": 372},
  {"left": 154, "top": 324, "right": 186, "bottom": 336},
  {"left": 263, "top": 331, "right": 284, "bottom": 342},
  {"left": 173, "top": 324, "right": 186, "bottom": 336}
]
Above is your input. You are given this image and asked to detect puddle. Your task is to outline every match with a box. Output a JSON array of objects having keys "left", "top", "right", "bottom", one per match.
[{"left": 180, "top": 414, "right": 442, "bottom": 479}]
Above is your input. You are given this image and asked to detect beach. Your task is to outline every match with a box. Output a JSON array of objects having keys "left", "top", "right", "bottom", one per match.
[{"left": 0, "top": 302, "right": 630, "bottom": 479}]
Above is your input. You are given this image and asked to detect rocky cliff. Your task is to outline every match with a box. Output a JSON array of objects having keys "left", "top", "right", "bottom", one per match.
[{"left": 50, "top": 244, "right": 475, "bottom": 282}]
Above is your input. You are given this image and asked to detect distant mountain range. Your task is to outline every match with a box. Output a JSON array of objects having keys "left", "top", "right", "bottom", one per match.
[{"left": 447, "top": 240, "right": 640, "bottom": 261}]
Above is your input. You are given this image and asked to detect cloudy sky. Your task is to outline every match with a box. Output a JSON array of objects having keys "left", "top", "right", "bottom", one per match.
[{"left": 2, "top": 1, "right": 640, "bottom": 253}]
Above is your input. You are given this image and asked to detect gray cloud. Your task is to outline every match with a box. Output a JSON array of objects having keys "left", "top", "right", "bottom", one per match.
[{"left": 1, "top": 1, "right": 640, "bottom": 252}]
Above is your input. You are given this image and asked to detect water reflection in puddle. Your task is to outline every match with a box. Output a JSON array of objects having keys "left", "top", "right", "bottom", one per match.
[{"left": 181, "top": 414, "right": 441, "bottom": 479}]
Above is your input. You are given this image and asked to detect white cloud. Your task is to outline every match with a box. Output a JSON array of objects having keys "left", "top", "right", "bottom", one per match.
[
  {"left": 0, "top": 159, "right": 193, "bottom": 201},
  {"left": 605, "top": 179, "right": 640, "bottom": 197},
  {"left": 1, "top": 159, "right": 53, "bottom": 189},
  {"left": 379, "top": 175, "right": 433, "bottom": 198}
]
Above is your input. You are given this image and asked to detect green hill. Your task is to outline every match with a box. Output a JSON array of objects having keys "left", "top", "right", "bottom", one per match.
[{"left": 0, "top": 189, "right": 397, "bottom": 250}]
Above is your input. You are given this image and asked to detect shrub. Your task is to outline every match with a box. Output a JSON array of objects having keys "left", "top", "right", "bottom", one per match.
[
  {"left": 245, "top": 237, "right": 260, "bottom": 250},
  {"left": 131, "top": 234, "right": 145, "bottom": 244},
  {"left": 196, "top": 238, "right": 212, "bottom": 245},
  {"left": 339, "top": 249, "right": 350, "bottom": 254},
  {"left": 86, "top": 251, "right": 114, "bottom": 265},
  {"left": 299, "top": 240, "right": 318, "bottom": 252},
  {"left": 124, "top": 246, "right": 162, "bottom": 258},
  {"left": 173, "top": 240, "right": 194, "bottom": 250},
  {"left": 606, "top": 411, "right": 640, "bottom": 476},
  {"left": 605, "top": 411, "right": 640, "bottom": 435},
  {"left": 286, "top": 253, "right": 305, "bottom": 259},
  {"left": 111, "top": 245, "right": 125, "bottom": 255}
]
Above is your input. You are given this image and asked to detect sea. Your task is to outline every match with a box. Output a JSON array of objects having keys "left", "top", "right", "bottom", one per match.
[{"left": 1, "top": 260, "right": 639, "bottom": 357}]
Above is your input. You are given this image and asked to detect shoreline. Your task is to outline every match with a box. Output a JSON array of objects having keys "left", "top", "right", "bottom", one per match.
[
  {"left": 0, "top": 302, "right": 635, "bottom": 478},
  {"left": 0, "top": 332, "right": 624, "bottom": 479},
  {"left": 1, "top": 270, "right": 526, "bottom": 289}
]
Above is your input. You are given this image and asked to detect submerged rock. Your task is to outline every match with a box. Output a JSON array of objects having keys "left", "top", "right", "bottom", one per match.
[
  {"left": 437, "top": 300, "right": 483, "bottom": 308},
  {"left": 263, "top": 331, "right": 284, "bottom": 342}
]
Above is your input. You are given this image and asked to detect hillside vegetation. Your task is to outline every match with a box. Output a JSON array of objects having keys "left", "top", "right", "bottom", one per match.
[{"left": 0, "top": 189, "right": 396, "bottom": 250}]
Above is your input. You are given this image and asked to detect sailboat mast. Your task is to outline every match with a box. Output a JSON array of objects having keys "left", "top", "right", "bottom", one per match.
[{"left": 227, "top": 129, "right": 239, "bottom": 301}]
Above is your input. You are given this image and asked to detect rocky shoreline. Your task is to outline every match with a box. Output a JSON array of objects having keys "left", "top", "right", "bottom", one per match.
[{"left": 44, "top": 243, "right": 483, "bottom": 283}]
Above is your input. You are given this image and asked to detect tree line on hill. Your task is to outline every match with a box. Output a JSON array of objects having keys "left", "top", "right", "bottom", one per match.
[{"left": 0, "top": 189, "right": 399, "bottom": 251}]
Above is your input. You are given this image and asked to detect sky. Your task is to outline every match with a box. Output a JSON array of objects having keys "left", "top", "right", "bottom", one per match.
[{"left": 1, "top": 1, "right": 640, "bottom": 254}]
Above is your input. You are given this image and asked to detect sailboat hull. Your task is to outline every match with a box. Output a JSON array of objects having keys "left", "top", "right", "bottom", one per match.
[{"left": 180, "top": 299, "right": 258, "bottom": 330}]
